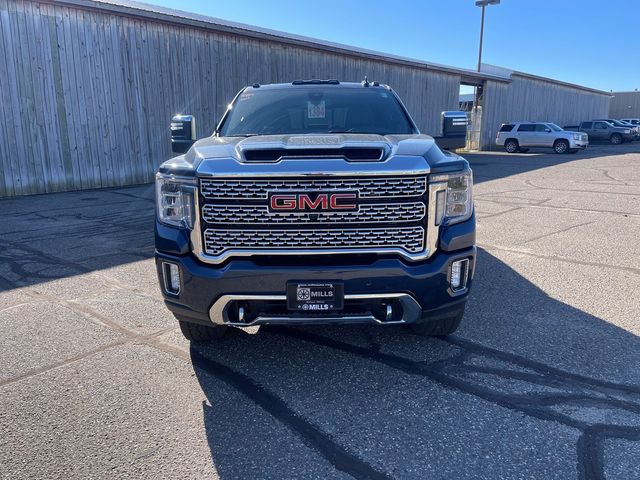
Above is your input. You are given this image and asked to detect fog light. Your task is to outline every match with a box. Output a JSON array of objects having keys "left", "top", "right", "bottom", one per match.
[
  {"left": 162, "top": 262, "right": 181, "bottom": 294},
  {"left": 450, "top": 259, "right": 469, "bottom": 291}
]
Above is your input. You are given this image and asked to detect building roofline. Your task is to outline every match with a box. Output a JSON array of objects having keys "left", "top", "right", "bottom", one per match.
[
  {"left": 481, "top": 63, "right": 611, "bottom": 96},
  {"left": 43, "top": 0, "right": 512, "bottom": 84}
]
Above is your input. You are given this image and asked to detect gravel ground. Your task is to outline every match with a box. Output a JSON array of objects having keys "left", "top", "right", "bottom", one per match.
[{"left": 1, "top": 143, "right": 639, "bottom": 480}]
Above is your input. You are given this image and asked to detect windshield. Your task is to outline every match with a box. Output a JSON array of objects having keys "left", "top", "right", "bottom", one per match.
[
  {"left": 548, "top": 123, "right": 563, "bottom": 131},
  {"left": 218, "top": 86, "right": 416, "bottom": 137}
]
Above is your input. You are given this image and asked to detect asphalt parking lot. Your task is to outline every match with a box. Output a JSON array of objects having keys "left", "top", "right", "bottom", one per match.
[{"left": 1, "top": 142, "right": 639, "bottom": 480}]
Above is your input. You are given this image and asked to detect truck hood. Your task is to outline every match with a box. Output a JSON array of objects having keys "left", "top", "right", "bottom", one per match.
[
  {"left": 611, "top": 126, "right": 634, "bottom": 132},
  {"left": 159, "top": 133, "right": 468, "bottom": 176}
]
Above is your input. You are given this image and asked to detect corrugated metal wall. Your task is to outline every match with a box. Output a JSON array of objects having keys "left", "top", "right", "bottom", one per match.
[
  {"left": 0, "top": 0, "right": 461, "bottom": 197},
  {"left": 481, "top": 75, "right": 611, "bottom": 150},
  {"left": 610, "top": 91, "right": 640, "bottom": 118}
]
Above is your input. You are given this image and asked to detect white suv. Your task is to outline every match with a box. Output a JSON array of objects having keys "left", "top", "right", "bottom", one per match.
[{"left": 496, "top": 122, "right": 588, "bottom": 154}]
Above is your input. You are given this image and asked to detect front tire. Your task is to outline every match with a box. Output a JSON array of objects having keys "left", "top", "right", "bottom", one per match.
[
  {"left": 610, "top": 133, "right": 622, "bottom": 145},
  {"left": 408, "top": 306, "right": 465, "bottom": 336},
  {"left": 504, "top": 139, "right": 519, "bottom": 153},
  {"left": 553, "top": 139, "right": 569, "bottom": 154},
  {"left": 177, "top": 316, "right": 227, "bottom": 343}
]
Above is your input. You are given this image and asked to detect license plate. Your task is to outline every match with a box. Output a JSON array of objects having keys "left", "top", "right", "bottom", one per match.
[{"left": 287, "top": 282, "right": 344, "bottom": 311}]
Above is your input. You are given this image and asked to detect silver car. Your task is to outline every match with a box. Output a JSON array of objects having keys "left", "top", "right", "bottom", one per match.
[
  {"left": 621, "top": 118, "right": 640, "bottom": 126},
  {"left": 496, "top": 122, "right": 588, "bottom": 154}
]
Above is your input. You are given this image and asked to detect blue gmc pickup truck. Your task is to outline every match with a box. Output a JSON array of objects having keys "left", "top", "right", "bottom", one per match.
[{"left": 155, "top": 80, "right": 476, "bottom": 342}]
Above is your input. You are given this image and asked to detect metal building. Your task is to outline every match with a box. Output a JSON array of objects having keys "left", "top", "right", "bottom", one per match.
[
  {"left": 610, "top": 91, "right": 640, "bottom": 118},
  {"left": 0, "top": 0, "right": 611, "bottom": 198}
]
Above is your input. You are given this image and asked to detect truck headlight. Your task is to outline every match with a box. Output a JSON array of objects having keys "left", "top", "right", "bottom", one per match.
[
  {"left": 573, "top": 134, "right": 581, "bottom": 140},
  {"left": 431, "top": 170, "right": 473, "bottom": 225},
  {"left": 156, "top": 173, "right": 195, "bottom": 228},
  {"left": 624, "top": 129, "right": 631, "bottom": 134}
]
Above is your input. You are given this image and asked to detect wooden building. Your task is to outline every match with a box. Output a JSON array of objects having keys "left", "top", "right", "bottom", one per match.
[
  {"left": 0, "top": 0, "right": 611, "bottom": 197},
  {"left": 480, "top": 65, "right": 611, "bottom": 150}
]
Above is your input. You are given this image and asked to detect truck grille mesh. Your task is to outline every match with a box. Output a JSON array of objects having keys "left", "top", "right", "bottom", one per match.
[
  {"left": 203, "top": 227, "right": 425, "bottom": 256},
  {"left": 201, "top": 202, "right": 425, "bottom": 224},
  {"left": 198, "top": 175, "right": 428, "bottom": 260},
  {"left": 200, "top": 176, "right": 426, "bottom": 200}
]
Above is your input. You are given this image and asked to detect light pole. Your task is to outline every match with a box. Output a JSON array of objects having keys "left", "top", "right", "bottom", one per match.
[
  {"left": 475, "top": 0, "right": 500, "bottom": 72},
  {"left": 470, "top": 0, "right": 499, "bottom": 150},
  {"left": 474, "top": 0, "right": 500, "bottom": 104}
]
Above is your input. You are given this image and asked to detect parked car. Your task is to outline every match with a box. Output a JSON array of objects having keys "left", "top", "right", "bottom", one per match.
[
  {"left": 577, "top": 121, "right": 635, "bottom": 144},
  {"left": 620, "top": 122, "right": 640, "bottom": 141},
  {"left": 496, "top": 122, "right": 588, "bottom": 154},
  {"left": 620, "top": 118, "right": 640, "bottom": 126},
  {"left": 594, "top": 119, "right": 640, "bottom": 140},
  {"left": 617, "top": 120, "right": 640, "bottom": 140}
]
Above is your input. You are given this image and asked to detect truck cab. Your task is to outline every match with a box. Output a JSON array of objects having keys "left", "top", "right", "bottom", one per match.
[
  {"left": 593, "top": 119, "right": 640, "bottom": 140},
  {"left": 579, "top": 121, "right": 635, "bottom": 144},
  {"left": 155, "top": 80, "right": 476, "bottom": 342}
]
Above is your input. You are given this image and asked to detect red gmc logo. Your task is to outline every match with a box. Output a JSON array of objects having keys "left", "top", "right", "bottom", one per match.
[{"left": 269, "top": 192, "right": 358, "bottom": 212}]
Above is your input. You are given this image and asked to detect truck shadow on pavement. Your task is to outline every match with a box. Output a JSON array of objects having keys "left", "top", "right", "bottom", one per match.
[{"left": 190, "top": 248, "right": 640, "bottom": 480}]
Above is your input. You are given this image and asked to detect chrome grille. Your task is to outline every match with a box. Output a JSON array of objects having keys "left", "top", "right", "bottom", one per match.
[
  {"left": 203, "top": 227, "right": 425, "bottom": 256},
  {"left": 200, "top": 176, "right": 426, "bottom": 200},
  {"left": 201, "top": 202, "right": 426, "bottom": 224},
  {"left": 197, "top": 174, "right": 429, "bottom": 261}
]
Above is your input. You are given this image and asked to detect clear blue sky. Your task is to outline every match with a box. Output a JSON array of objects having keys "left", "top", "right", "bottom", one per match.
[{"left": 148, "top": 0, "right": 639, "bottom": 92}]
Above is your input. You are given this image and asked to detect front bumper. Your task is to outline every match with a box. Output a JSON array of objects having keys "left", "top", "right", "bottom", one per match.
[
  {"left": 569, "top": 138, "right": 588, "bottom": 149},
  {"left": 156, "top": 246, "right": 476, "bottom": 327}
]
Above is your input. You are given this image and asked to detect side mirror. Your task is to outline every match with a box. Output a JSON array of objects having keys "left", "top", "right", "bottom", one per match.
[
  {"left": 545, "top": 128, "right": 551, "bottom": 133},
  {"left": 171, "top": 114, "right": 196, "bottom": 154},
  {"left": 435, "top": 110, "right": 468, "bottom": 150}
]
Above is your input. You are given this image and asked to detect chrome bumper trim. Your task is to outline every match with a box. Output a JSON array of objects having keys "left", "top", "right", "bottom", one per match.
[{"left": 208, "top": 293, "right": 423, "bottom": 326}]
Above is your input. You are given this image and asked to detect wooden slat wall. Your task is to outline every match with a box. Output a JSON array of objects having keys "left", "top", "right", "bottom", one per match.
[
  {"left": 0, "top": 0, "right": 614, "bottom": 196},
  {"left": 0, "top": 0, "right": 460, "bottom": 197},
  {"left": 481, "top": 75, "right": 611, "bottom": 150},
  {"left": 609, "top": 91, "right": 640, "bottom": 118}
]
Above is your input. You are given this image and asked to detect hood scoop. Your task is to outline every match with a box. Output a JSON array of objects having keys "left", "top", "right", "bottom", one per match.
[
  {"left": 243, "top": 146, "right": 385, "bottom": 162},
  {"left": 236, "top": 134, "right": 390, "bottom": 162}
]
